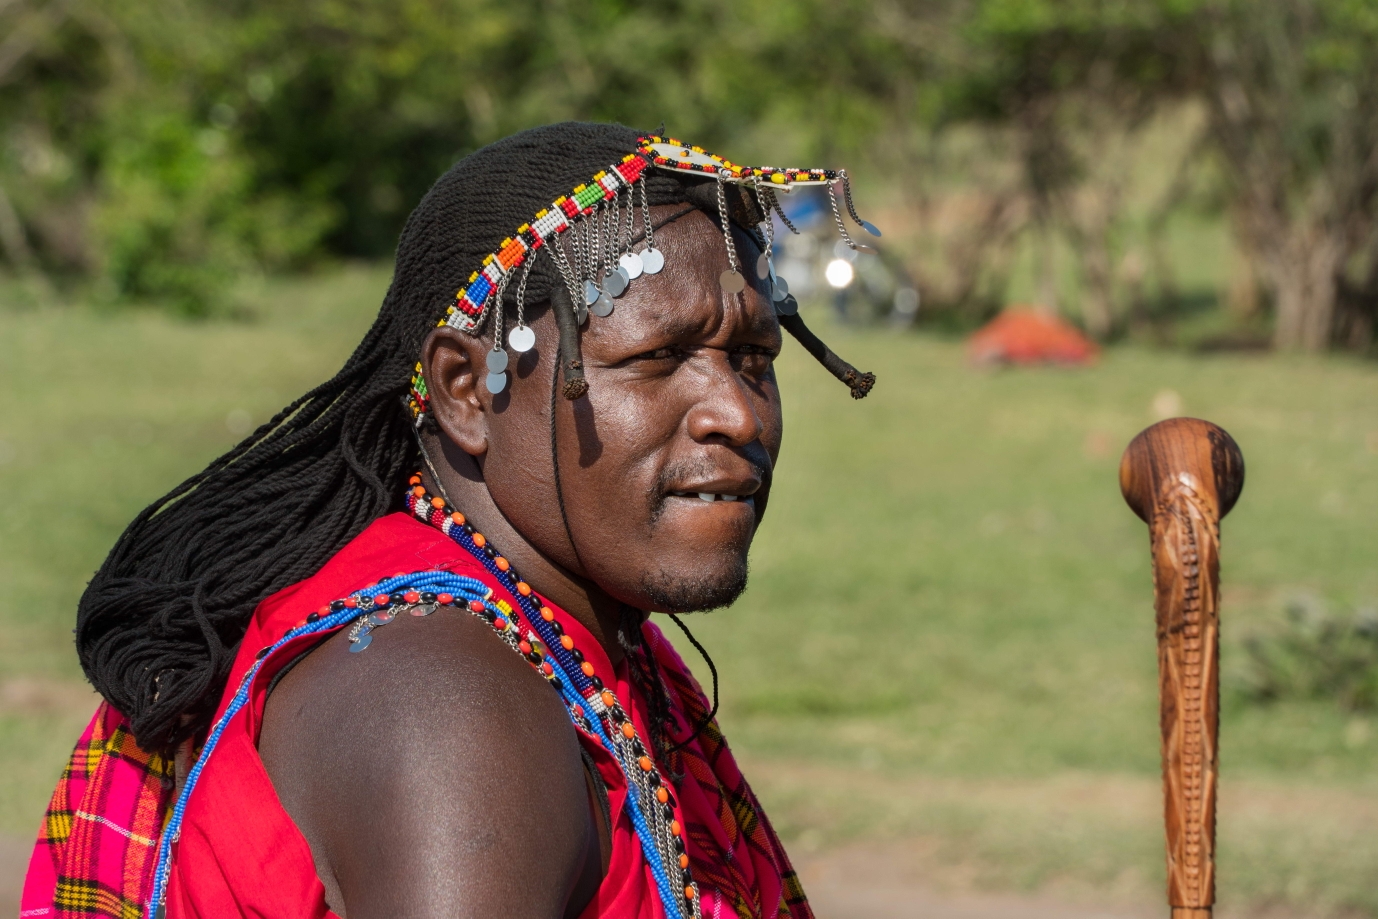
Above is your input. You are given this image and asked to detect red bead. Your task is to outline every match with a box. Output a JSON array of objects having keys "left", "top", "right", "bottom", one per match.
[
  {"left": 373, "top": 594, "right": 389, "bottom": 606},
  {"left": 540, "top": 662, "right": 554, "bottom": 676},
  {"left": 468, "top": 600, "right": 485, "bottom": 613},
  {"left": 403, "top": 591, "right": 420, "bottom": 604},
  {"left": 437, "top": 593, "right": 453, "bottom": 605},
  {"left": 519, "top": 640, "right": 533, "bottom": 655},
  {"left": 344, "top": 597, "right": 358, "bottom": 608},
  {"left": 317, "top": 606, "right": 330, "bottom": 616}
]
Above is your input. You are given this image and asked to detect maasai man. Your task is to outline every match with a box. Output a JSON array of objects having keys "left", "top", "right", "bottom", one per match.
[{"left": 21, "top": 122, "right": 876, "bottom": 919}]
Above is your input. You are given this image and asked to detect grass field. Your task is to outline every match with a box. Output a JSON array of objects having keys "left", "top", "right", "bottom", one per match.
[{"left": 2, "top": 265, "right": 1377, "bottom": 915}]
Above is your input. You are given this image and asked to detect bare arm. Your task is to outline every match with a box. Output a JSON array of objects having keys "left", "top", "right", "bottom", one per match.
[{"left": 260, "top": 609, "right": 602, "bottom": 919}]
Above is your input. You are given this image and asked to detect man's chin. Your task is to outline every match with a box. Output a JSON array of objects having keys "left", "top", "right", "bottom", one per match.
[{"left": 638, "top": 559, "right": 749, "bottom": 613}]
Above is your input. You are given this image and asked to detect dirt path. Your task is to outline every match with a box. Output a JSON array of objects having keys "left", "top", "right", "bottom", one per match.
[
  {"left": 795, "top": 840, "right": 1158, "bottom": 919},
  {"left": 1, "top": 833, "right": 28, "bottom": 915}
]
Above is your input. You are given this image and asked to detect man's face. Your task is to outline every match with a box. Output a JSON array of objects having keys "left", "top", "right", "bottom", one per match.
[{"left": 457, "top": 207, "right": 783, "bottom": 613}]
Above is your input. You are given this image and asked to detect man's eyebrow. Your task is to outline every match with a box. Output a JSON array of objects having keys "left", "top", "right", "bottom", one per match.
[{"left": 637, "top": 306, "right": 781, "bottom": 346}]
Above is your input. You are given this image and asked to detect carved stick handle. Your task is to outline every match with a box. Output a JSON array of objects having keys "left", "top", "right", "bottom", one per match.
[{"left": 1120, "top": 418, "right": 1244, "bottom": 919}]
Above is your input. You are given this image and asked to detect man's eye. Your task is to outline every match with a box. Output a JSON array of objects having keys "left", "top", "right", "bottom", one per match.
[
  {"left": 732, "top": 345, "right": 777, "bottom": 373},
  {"left": 636, "top": 347, "right": 680, "bottom": 361}
]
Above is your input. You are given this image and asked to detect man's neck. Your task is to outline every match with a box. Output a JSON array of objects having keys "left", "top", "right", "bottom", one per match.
[{"left": 419, "top": 432, "right": 627, "bottom": 664}]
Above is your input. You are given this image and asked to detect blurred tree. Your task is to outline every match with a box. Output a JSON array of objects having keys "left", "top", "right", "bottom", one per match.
[
  {"left": 1182, "top": 0, "right": 1378, "bottom": 351},
  {"left": 2, "top": 0, "right": 1376, "bottom": 351}
]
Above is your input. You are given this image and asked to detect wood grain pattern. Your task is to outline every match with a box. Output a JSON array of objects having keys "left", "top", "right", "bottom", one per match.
[{"left": 1120, "top": 418, "right": 1244, "bottom": 919}]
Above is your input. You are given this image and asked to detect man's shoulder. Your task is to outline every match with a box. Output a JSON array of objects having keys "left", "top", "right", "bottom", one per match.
[
  {"left": 259, "top": 609, "right": 597, "bottom": 917},
  {"left": 262, "top": 607, "right": 579, "bottom": 768}
]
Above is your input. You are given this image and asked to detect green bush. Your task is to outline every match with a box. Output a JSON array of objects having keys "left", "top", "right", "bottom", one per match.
[{"left": 1238, "top": 596, "right": 1378, "bottom": 712}]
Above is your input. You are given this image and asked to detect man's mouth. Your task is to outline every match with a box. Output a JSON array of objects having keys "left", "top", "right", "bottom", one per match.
[{"left": 669, "top": 491, "right": 752, "bottom": 503}]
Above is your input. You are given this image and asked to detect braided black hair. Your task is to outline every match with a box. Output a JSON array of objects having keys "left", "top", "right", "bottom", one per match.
[{"left": 76, "top": 122, "right": 870, "bottom": 751}]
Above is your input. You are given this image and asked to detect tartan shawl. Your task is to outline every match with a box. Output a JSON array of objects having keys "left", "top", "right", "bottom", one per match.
[
  {"left": 20, "top": 702, "right": 173, "bottom": 919},
  {"left": 645, "top": 625, "right": 813, "bottom": 919}
]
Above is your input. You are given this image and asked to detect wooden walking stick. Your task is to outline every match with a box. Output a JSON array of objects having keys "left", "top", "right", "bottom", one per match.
[{"left": 1119, "top": 418, "right": 1244, "bottom": 919}]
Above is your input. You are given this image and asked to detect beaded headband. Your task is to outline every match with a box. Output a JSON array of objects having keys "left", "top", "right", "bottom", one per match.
[{"left": 407, "top": 134, "right": 878, "bottom": 421}]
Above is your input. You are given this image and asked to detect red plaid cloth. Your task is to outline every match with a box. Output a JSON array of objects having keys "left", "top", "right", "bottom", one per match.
[
  {"left": 20, "top": 702, "right": 173, "bottom": 918},
  {"left": 646, "top": 624, "right": 813, "bottom": 919}
]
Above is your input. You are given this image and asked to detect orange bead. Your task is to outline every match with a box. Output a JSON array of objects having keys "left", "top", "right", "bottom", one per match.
[
  {"left": 408, "top": 475, "right": 421, "bottom": 485},
  {"left": 472, "top": 533, "right": 486, "bottom": 548},
  {"left": 540, "top": 607, "right": 554, "bottom": 621},
  {"left": 560, "top": 635, "right": 574, "bottom": 650},
  {"left": 621, "top": 722, "right": 635, "bottom": 739},
  {"left": 581, "top": 662, "right": 595, "bottom": 676},
  {"left": 516, "top": 581, "right": 532, "bottom": 596},
  {"left": 412, "top": 486, "right": 425, "bottom": 497},
  {"left": 670, "top": 820, "right": 682, "bottom": 836},
  {"left": 495, "top": 557, "right": 509, "bottom": 571},
  {"left": 678, "top": 854, "right": 689, "bottom": 869},
  {"left": 430, "top": 496, "right": 445, "bottom": 509},
  {"left": 601, "top": 690, "right": 616, "bottom": 708},
  {"left": 685, "top": 886, "right": 695, "bottom": 900},
  {"left": 656, "top": 787, "right": 669, "bottom": 803},
  {"left": 639, "top": 756, "right": 654, "bottom": 772},
  {"left": 450, "top": 512, "right": 465, "bottom": 525}
]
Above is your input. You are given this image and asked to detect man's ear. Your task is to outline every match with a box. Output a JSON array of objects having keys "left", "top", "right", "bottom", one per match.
[{"left": 421, "top": 327, "right": 490, "bottom": 457}]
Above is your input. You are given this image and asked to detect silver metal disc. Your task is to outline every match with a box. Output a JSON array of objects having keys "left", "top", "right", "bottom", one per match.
[
  {"left": 619, "top": 252, "right": 643, "bottom": 279},
  {"left": 775, "top": 294, "right": 799, "bottom": 316},
  {"left": 591, "top": 293, "right": 614, "bottom": 317},
  {"left": 486, "top": 349, "right": 509, "bottom": 373},
  {"left": 485, "top": 371, "right": 507, "bottom": 394},
  {"left": 720, "top": 269, "right": 746, "bottom": 294},
  {"left": 411, "top": 603, "right": 438, "bottom": 617},
  {"left": 640, "top": 247, "right": 665, "bottom": 274},
  {"left": 583, "top": 279, "right": 600, "bottom": 306},
  {"left": 756, "top": 252, "right": 771, "bottom": 279},
  {"left": 771, "top": 276, "right": 790, "bottom": 301},
  {"left": 508, "top": 325, "right": 536, "bottom": 353},
  {"left": 350, "top": 632, "right": 373, "bottom": 652},
  {"left": 854, "top": 243, "right": 878, "bottom": 255},
  {"left": 575, "top": 300, "right": 589, "bottom": 325},
  {"left": 861, "top": 219, "right": 882, "bottom": 237},
  {"left": 368, "top": 610, "right": 394, "bottom": 626},
  {"left": 604, "top": 267, "right": 629, "bottom": 297}
]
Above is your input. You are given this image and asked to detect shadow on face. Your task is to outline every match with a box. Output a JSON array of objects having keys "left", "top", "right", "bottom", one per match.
[{"left": 425, "top": 206, "right": 784, "bottom": 613}]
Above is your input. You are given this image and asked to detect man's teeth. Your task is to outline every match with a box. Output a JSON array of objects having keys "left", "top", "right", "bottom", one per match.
[{"left": 672, "top": 491, "right": 740, "bottom": 502}]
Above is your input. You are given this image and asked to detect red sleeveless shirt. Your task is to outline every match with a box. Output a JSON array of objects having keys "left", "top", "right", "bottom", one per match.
[
  {"left": 23, "top": 512, "right": 810, "bottom": 918},
  {"left": 151, "top": 512, "right": 809, "bottom": 919}
]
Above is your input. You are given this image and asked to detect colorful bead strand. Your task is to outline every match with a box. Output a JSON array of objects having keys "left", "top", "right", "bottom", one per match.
[{"left": 404, "top": 476, "right": 701, "bottom": 919}]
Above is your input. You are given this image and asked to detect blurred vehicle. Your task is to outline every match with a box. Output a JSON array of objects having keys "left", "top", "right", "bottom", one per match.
[{"left": 768, "top": 187, "right": 919, "bottom": 327}]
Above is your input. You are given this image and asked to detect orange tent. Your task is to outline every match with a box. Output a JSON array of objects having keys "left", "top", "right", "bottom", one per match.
[{"left": 968, "top": 308, "right": 1099, "bottom": 366}]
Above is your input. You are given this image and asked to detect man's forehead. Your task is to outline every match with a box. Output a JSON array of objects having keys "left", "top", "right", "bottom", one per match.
[{"left": 585, "top": 210, "right": 779, "bottom": 345}]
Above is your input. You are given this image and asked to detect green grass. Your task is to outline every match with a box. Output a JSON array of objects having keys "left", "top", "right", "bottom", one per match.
[{"left": 2, "top": 266, "right": 1377, "bottom": 913}]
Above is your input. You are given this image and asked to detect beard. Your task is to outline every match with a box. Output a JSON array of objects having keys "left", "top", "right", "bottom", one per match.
[{"left": 638, "top": 555, "right": 749, "bottom": 613}]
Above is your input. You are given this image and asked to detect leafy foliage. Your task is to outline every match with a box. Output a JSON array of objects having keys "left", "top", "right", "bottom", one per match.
[
  {"left": 1239, "top": 596, "right": 1378, "bottom": 713},
  {"left": 2, "top": 0, "right": 1378, "bottom": 342}
]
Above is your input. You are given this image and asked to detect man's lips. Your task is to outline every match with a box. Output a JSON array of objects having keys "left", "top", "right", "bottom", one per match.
[
  {"left": 668, "top": 491, "right": 752, "bottom": 503},
  {"left": 665, "top": 476, "right": 761, "bottom": 504}
]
